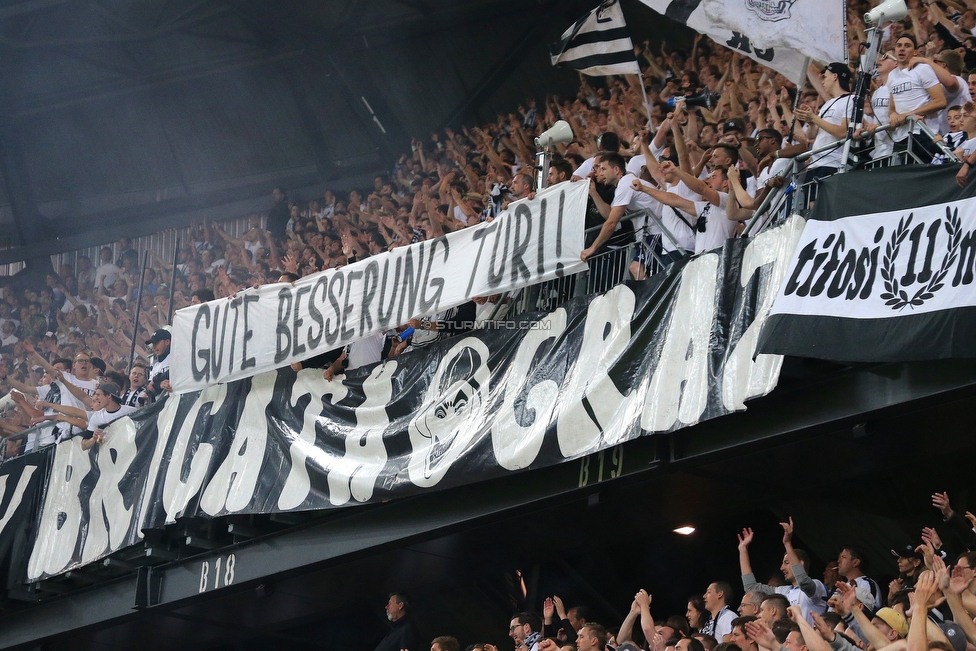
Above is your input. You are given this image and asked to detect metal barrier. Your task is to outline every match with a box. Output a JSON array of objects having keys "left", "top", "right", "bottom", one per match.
[
  {"left": 0, "top": 214, "right": 265, "bottom": 279},
  {"left": 0, "top": 422, "right": 55, "bottom": 463},
  {"left": 502, "top": 119, "right": 965, "bottom": 320}
]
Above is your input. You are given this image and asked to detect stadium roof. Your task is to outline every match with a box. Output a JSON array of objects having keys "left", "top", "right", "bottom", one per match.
[{"left": 0, "top": 0, "right": 686, "bottom": 263}]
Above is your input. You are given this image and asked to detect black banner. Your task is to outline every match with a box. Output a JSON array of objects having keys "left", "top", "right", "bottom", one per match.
[
  {"left": 12, "top": 220, "right": 802, "bottom": 581},
  {"left": 0, "top": 453, "right": 45, "bottom": 588}
]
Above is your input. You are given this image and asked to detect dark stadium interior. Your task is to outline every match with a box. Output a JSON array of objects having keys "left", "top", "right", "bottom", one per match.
[
  {"left": 0, "top": 0, "right": 684, "bottom": 263},
  {"left": 3, "top": 356, "right": 974, "bottom": 650}
]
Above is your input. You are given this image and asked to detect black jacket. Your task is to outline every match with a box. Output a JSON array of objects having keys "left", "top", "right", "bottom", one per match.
[{"left": 375, "top": 616, "right": 421, "bottom": 651}]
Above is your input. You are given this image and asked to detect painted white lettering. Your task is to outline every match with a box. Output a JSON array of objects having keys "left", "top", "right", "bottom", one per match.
[
  {"left": 555, "top": 285, "right": 636, "bottom": 457},
  {"left": 81, "top": 417, "right": 137, "bottom": 564},
  {"left": 201, "top": 373, "right": 274, "bottom": 515},
  {"left": 328, "top": 362, "right": 395, "bottom": 505},
  {"left": 0, "top": 465, "right": 37, "bottom": 535},
  {"left": 27, "top": 439, "right": 89, "bottom": 580},
  {"left": 277, "top": 368, "right": 349, "bottom": 510},
  {"left": 722, "top": 218, "right": 803, "bottom": 410},
  {"left": 492, "top": 309, "right": 567, "bottom": 469},
  {"left": 641, "top": 254, "right": 719, "bottom": 431},
  {"left": 162, "top": 384, "right": 227, "bottom": 524}
]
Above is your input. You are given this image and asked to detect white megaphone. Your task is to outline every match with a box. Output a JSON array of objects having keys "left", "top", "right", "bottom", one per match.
[
  {"left": 864, "top": 0, "right": 908, "bottom": 26},
  {"left": 535, "top": 120, "right": 574, "bottom": 148}
]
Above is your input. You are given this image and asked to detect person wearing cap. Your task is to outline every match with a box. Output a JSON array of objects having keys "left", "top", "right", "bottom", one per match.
[
  {"left": 890, "top": 544, "right": 925, "bottom": 596},
  {"left": 146, "top": 328, "right": 172, "bottom": 401},
  {"left": 887, "top": 35, "right": 947, "bottom": 163},
  {"left": 80, "top": 382, "right": 137, "bottom": 450},
  {"left": 940, "top": 559, "right": 976, "bottom": 651},
  {"left": 794, "top": 63, "right": 854, "bottom": 180}
]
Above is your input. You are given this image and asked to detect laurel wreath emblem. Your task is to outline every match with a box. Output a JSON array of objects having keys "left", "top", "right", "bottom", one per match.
[{"left": 879, "top": 208, "right": 961, "bottom": 310}]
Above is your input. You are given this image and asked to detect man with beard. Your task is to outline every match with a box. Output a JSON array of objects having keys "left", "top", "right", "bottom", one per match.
[{"left": 374, "top": 592, "right": 420, "bottom": 651}]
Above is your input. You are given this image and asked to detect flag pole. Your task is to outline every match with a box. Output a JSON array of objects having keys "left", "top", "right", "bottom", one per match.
[
  {"left": 126, "top": 251, "right": 149, "bottom": 377},
  {"left": 638, "top": 71, "right": 652, "bottom": 127},
  {"left": 787, "top": 58, "right": 809, "bottom": 143}
]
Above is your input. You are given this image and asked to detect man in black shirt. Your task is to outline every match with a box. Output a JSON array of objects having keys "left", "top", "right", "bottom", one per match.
[{"left": 374, "top": 592, "right": 420, "bottom": 651}]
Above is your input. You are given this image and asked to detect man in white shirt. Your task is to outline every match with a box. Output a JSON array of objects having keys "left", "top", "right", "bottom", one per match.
[
  {"left": 887, "top": 35, "right": 947, "bottom": 162},
  {"left": 636, "top": 167, "right": 735, "bottom": 254},
  {"left": 739, "top": 519, "right": 828, "bottom": 624},
  {"left": 580, "top": 153, "right": 661, "bottom": 262},
  {"left": 912, "top": 49, "right": 971, "bottom": 135},
  {"left": 862, "top": 50, "right": 898, "bottom": 160},
  {"left": 25, "top": 343, "right": 98, "bottom": 442},
  {"left": 570, "top": 132, "right": 621, "bottom": 180},
  {"left": 93, "top": 246, "right": 121, "bottom": 293},
  {"left": 702, "top": 581, "right": 737, "bottom": 640}
]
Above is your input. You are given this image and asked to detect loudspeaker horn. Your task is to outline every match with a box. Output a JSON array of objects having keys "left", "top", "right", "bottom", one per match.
[
  {"left": 667, "top": 90, "right": 720, "bottom": 111},
  {"left": 864, "top": 0, "right": 908, "bottom": 26},
  {"left": 535, "top": 120, "right": 574, "bottom": 148}
]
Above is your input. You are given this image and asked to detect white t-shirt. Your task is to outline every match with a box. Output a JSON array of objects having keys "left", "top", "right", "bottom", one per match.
[
  {"left": 452, "top": 206, "right": 468, "bottom": 225},
  {"left": 55, "top": 372, "right": 97, "bottom": 441},
  {"left": 613, "top": 173, "right": 663, "bottom": 235},
  {"left": 94, "top": 262, "right": 120, "bottom": 290},
  {"left": 27, "top": 384, "right": 58, "bottom": 451},
  {"left": 867, "top": 85, "right": 894, "bottom": 159},
  {"left": 87, "top": 405, "right": 137, "bottom": 431},
  {"left": 626, "top": 154, "right": 647, "bottom": 178},
  {"left": 573, "top": 157, "right": 595, "bottom": 179},
  {"left": 887, "top": 64, "right": 941, "bottom": 141},
  {"left": 810, "top": 94, "right": 854, "bottom": 170},
  {"left": 757, "top": 157, "right": 793, "bottom": 188},
  {"left": 774, "top": 580, "right": 829, "bottom": 624},
  {"left": 650, "top": 140, "right": 667, "bottom": 160},
  {"left": 693, "top": 198, "right": 736, "bottom": 253},
  {"left": 958, "top": 136, "right": 976, "bottom": 158},
  {"left": 661, "top": 180, "right": 701, "bottom": 253},
  {"left": 939, "top": 75, "right": 972, "bottom": 135},
  {"left": 346, "top": 333, "right": 385, "bottom": 371}
]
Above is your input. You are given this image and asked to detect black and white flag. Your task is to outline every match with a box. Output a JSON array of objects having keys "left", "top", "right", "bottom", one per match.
[
  {"left": 700, "top": 0, "right": 846, "bottom": 65},
  {"left": 759, "top": 165, "right": 976, "bottom": 362},
  {"left": 637, "top": 0, "right": 812, "bottom": 82},
  {"left": 551, "top": 0, "right": 641, "bottom": 76}
]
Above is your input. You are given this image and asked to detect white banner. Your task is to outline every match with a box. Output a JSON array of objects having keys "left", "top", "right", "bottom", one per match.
[
  {"left": 637, "top": 0, "right": 815, "bottom": 82},
  {"left": 170, "top": 181, "right": 589, "bottom": 393},
  {"left": 768, "top": 200, "right": 976, "bottom": 320},
  {"left": 701, "top": 0, "right": 847, "bottom": 66}
]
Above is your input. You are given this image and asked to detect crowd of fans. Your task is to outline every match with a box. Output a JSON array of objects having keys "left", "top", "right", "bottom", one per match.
[
  {"left": 382, "top": 494, "right": 976, "bottom": 651},
  {"left": 0, "top": 0, "right": 973, "bottom": 455}
]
